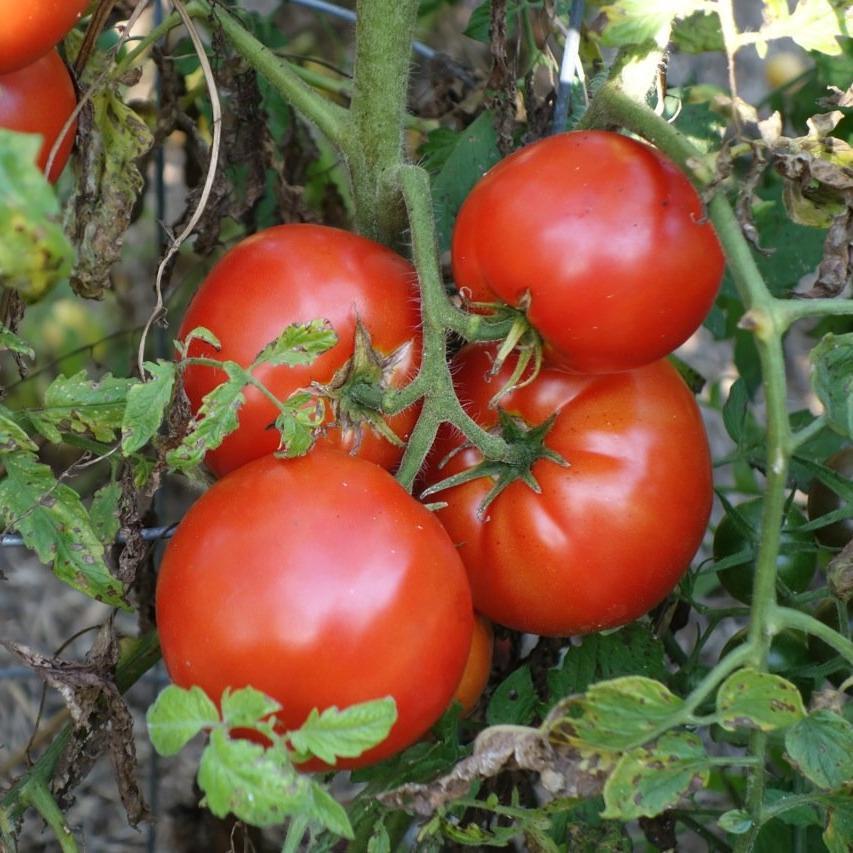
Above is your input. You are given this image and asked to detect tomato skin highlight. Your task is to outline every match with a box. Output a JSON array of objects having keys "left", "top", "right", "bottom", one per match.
[
  {"left": 424, "top": 345, "right": 713, "bottom": 636},
  {"left": 451, "top": 130, "right": 724, "bottom": 373},
  {"left": 452, "top": 614, "right": 494, "bottom": 715},
  {"left": 0, "top": 0, "right": 88, "bottom": 74},
  {"left": 156, "top": 449, "right": 474, "bottom": 769},
  {"left": 0, "top": 49, "right": 77, "bottom": 182},
  {"left": 179, "top": 224, "right": 422, "bottom": 477}
]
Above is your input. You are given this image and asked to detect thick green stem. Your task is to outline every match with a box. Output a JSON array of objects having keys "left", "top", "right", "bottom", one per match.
[
  {"left": 775, "top": 606, "right": 853, "bottom": 663},
  {"left": 347, "top": 0, "right": 420, "bottom": 243}
]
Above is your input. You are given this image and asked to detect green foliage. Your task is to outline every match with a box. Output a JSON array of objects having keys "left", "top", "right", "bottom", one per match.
[
  {"left": 486, "top": 665, "right": 537, "bottom": 725},
  {"left": 430, "top": 112, "right": 501, "bottom": 252},
  {"left": 0, "top": 131, "right": 75, "bottom": 301},
  {"left": 811, "top": 333, "right": 853, "bottom": 440},
  {"left": 121, "top": 361, "right": 177, "bottom": 454},
  {"left": 784, "top": 711, "right": 853, "bottom": 790},
  {"left": 599, "top": 0, "right": 702, "bottom": 46},
  {"left": 147, "top": 685, "right": 397, "bottom": 842}
]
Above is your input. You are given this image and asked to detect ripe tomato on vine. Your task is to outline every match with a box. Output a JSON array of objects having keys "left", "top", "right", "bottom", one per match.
[
  {"left": 424, "top": 344, "right": 713, "bottom": 636},
  {"left": 452, "top": 130, "right": 724, "bottom": 374},
  {"left": 156, "top": 449, "right": 475, "bottom": 769},
  {"left": 179, "top": 224, "right": 422, "bottom": 477}
]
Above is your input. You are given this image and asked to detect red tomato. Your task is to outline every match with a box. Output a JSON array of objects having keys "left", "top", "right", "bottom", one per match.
[
  {"left": 451, "top": 131, "right": 724, "bottom": 373},
  {"left": 0, "top": 0, "right": 88, "bottom": 74},
  {"left": 424, "top": 345, "right": 713, "bottom": 636},
  {"left": 452, "top": 614, "right": 494, "bottom": 715},
  {"left": 0, "top": 49, "right": 77, "bottom": 182},
  {"left": 179, "top": 224, "right": 422, "bottom": 477},
  {"left": 156, "top": 449, "right": 474, "bottom": 769}
]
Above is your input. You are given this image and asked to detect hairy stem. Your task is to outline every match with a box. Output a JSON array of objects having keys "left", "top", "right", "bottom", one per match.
[{"left": 347, "top": 0, "right": 420, "bottom": 244}]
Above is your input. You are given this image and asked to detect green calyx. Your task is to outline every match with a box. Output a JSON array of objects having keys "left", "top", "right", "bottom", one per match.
[
  {"left": 318, "top": 319, "right": 409, "bottom": 451},
  {"left": 421, "top": 409, "right": 567, "bottom": 519}
]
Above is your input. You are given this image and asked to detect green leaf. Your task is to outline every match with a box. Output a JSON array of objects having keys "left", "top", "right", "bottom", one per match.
[
  {"left": 785, "top": 711, "right": 853, "bottom": 790},
  {"left": 181, "top": 326, "right": 222, "bottom": 353},
  {"left": 220, "top": 687, "right": 282, "bottom": 729},
  {"left": 0, "top": 451, "right": 125, "bottom": 606},
  {"left": 600, "top": 0, "right": 702, "bottom": 47},
  {"left": 64, "top": 84, "right": 154, "bottom": 298},
  {"left": 30, "top": 370, "right": 133, "bottom": 443},
  {"left": 367, "top": 821, "right": 391, "bottom": 853},
  {"left": 199, "top": 730, "right": 308, "bottom": 826},
  {"left": 306, "top": 781, "right": 355, "bottom": 839},
  {"left": 0, "top": 406, "right": 38, "bottom": 453},
  {"left": 548, "top": 624, "right": 667, "bottom": 701},
  {"left": 0, "top": 130, "right": 75, "bottom": 301},
  {"left": 764, "top": 789, "right": 822, "bottom": 828},
  {"left": 166, "top": 361, "right": 247, "bottom": 470},
  {"left": 0, "top": 325, "right": 35, "bottom": 359},
  {"left": 487, "top": 665, "right": 538, "bottom": 725},
  {"left": 602, "top": 731, "right": 709, "bottom": 819},
  {"left": 89, "top": 481, "right": 121, "bottom": 544},
  {"left": 464, "top": 1, "right": 525, "bottom": 42},
  {"left": 121, "top": 360, "right": 176, "bottom": 454},
  {"left": 717, "top": 667, "right": 806, "bottom": 732},
  {"left": 432, "top": 112, "right": 501, "bottom": 252},
  {"left": 811, "top": 333, "right": 853, "bottom": 440},
  {"left": 824, "top": 795, "right": 853, "bottom": 853},
  {"left": 761, "top": 0, "right": 852, "bottom": 55},
  {"left": 559, "top": 677, "right": 683, "bottom": 751},
  {"left": 274, "top": 392, "right": 326, "bottom": 458},
  {"left": 671, "top": 11, "right": 724, "bottom": 52},
  {"left": 147, "top": 685, "right": 220, "bottom": 756},
  {"left": 251, "top": 320, "right": 337, "bottom": 369},
  {"left": 288, "top": 698, "right": 397, "bottom": 765},
  {"left": 719, "top": 809, "right": 753, "bottom": 834}
]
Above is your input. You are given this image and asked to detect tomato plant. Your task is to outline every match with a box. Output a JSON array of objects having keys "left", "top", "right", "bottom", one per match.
[
  {"left": 180, "top": 224, "right": 421, "bottom": 477},
  {"left": 807, "top": 448, "right": 853, "bottom": 548},
  {"left": 155, "top": 449, "right": 474, "bottom": 769},
  {"left": 452, "top": 614, "right": 493, "bottom": 716},
  {"left": 0, "top": 49, "right": 77, "bottom": 182},
  {"left": 808, "top": 598, "right": 852, "bottom": 686},
  {"left": 714, "top": 498, "right": 817, "bottom": 604},
  {"left": 451, "top": 130, "right": 725, "bottom": 373},
  {"left": 423, "top": 344, "right": 713, "bottom": 636},
  {"left": 0, "top": 0, "right": 88, "bottom": 74}
]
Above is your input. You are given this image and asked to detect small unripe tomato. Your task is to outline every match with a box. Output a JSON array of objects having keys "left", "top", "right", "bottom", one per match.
[
  {"left": 452, "top": 615, "right": 494, "bottom": 716},
  {"left": 807, "top": 448, "right": 853, "bottom": 549},
  {"left": 765, "top": 51, "right": 810, "bottom": 91},
  {"left": 713, "top": 499, "right": 816, "bottom": 604},
  {"left": 0, "top": 49, "right": 77, "bottom": 182}
]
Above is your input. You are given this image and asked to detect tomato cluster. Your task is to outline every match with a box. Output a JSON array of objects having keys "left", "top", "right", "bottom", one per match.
[
  {"left": 0, "top": 2, "right": 83, "bottom": 182},
  {"left": 158, "top": 131, "right": 727, "bottom": 767}
]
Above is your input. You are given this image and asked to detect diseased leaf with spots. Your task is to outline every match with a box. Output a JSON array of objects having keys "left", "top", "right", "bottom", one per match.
[
  {"left": 0, "top": 451, "right": 125, "bottom": 606},
  {"left": 717, "top": 667, "right": 806, "bottom": 731},
  {"left": 28, "top": 370, "right": 133, "bottom": 443},
  {"left": 0, "top": 405, "right": 37, "bottom": 453},
  {"left": 0, "top": 324, "right": 35, "bottom": 359},
  {"left": 551, "top": 677, "right": 684, "bottom": 751},
  {"left": 89, "top": 481, "right": 122, "bottom": 544},
  {"left": 251, "top": 320, "right": 337, "bottom": 369},
  {"left": 784, "top": 710, "right": 853, "bottom": 790},
  {"left": 602, "top": 731, "right": 709, "bottom": 820},
  {"left": 0, "top": 130, "right": 75, "bottom": 301},
  {"left": 166, "top": 362, "right": 246, "bottom": 470}
]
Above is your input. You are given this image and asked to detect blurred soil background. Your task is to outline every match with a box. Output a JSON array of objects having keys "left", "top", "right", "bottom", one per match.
[{"left": 0, "top": 0, "right": 822, "bottom": 850}]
